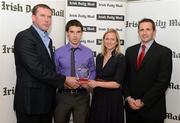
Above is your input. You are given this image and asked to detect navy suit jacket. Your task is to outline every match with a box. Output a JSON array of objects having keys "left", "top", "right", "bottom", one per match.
[
  {"left": 14, "top": 26, "right": 65, "bottom": 114},
  {"left": 124, "top": 41, "right": 172, "bottom": 120}
]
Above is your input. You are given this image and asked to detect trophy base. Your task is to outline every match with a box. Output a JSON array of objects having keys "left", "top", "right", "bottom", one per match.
[{"left": 78, "top": 78, "right": 89, "bottom": 84}]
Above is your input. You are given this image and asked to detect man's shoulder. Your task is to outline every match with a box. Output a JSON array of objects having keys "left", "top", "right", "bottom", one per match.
[
  {"left": 16, "top": 26, "right": 28, "bottom": 33},
  {"left": 155, "top": 42, "right": 172, "bottom": 53},
  {"left": 80, "top": 44, "right": 93, "bottom": 52},
  {"left": 126, "top": 43, "right": 139, "bottom": 51},
  {"left": 54, "top": 45, "right": 67, "bottom": 59},
  {"left": 55, "top": 45, "right": 67, "bottom": 52},
  {"left": 14, "top": 27, "right": 36, "bottom": 43},
  {"left": 16, "top": 26, "right": 34, "bottom": 37}
]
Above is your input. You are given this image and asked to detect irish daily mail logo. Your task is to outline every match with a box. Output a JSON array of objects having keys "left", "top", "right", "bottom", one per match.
[
  {"left": 169, "top": 82, "right": 180, "bottom": 90},
  {"left": 1, "top": 86, "right": 15, "bottom": 96},
  {"left": 96, "top": 39, "right": 102, "bottom": 45},
  {"left": 166, "top": 112, "right": 180, "bottom": 121},
  {"left": 172, "top": 51, "right": 180, "bottom": 58},
  {"left": 97, "top": 14, "right": 124, "bottom": 21},
  {"left": 83, "top": 26, "right": 96, "bottom": 32},
  {"left": 67, "top": 1, "right": 97, "bottom": 8},
  {"left": 2, "top": 45, "right": 14, "bottom": 53}
]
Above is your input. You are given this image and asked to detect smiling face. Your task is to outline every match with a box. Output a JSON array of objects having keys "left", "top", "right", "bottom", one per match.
[
  {"left": 104, "top": 32, "right": 118, "bottom": 52},
  {"left": 32, "top": 7, "right": 52, "bottom": 31},
  {"left": 138, "top": 22, "right": 156, "bottom": 43},
  {"left": 67, "top": 26, "right": 82, "bottom": 47}
]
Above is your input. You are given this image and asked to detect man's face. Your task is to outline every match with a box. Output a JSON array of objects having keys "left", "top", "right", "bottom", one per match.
[
  {"left": 138, "top": 22, "right": 156, "bottom": 43},
  {"left": 32, "top": 7, "right": 52, "bottom": 31},
  {"left": 67, "top": 26, "right": 82, "bottom": 46}
]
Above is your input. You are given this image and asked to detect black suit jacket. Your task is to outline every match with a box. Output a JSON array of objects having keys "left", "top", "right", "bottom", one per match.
[
  {"left": 14, "top": 26, "right": 66, "bottom": 114},
  {"left": 124, "top": 41, "right": 172, "bottom": 120}
]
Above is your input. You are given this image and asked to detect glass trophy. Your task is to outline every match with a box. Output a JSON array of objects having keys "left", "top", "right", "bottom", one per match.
[{"left": 76, "top": 65, "right": 90, "bottom": 84}]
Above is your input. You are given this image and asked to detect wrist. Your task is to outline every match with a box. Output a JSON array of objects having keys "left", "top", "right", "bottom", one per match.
[{"left": 95, "top": 81, "right": 99, "bottom": 87}]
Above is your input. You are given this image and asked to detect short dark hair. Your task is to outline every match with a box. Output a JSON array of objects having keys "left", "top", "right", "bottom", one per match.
[
  {"left": 32, "top": 4, "right": 52, "bottom": 15},
  {"left": 65, "top": 19, "right": 83, "bottom": 32},
  {"left": 138, "top": 18, "right": 156, "bottom": 31}
]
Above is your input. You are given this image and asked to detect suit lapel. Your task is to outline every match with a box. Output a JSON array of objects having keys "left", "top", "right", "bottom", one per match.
[{"left": 30, "top": 26, "right": 53, "bottom": 61}]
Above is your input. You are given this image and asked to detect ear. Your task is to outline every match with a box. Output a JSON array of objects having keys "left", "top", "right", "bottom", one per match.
[
  {"left": 153, "top": 30, "right": 156, "bottom": 38},
  {"left": 80, "top": 31, "right": 83, "bottom": 37},
  {"left": 32, "top": 15, "right": 35, "bottom": 23}
]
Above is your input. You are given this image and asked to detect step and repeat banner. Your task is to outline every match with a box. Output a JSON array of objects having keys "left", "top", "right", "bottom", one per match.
[
  {"left": 126, "top": 0, "right": 180, "bottom": 123},
  {"left": 0, "top": 0, "right": 65, "bottom": 123},
  {"left": 65, "top": 0, "right": 126, "bottom": 122},
  {"left": 66, "top": 0, "right": 126, "bottom": 55},
  {"left": 0, "top": 0, "right": 126, "bottom": 123},
  {"left": 0, "top": 0, "right": 179, "bottom": 123}
]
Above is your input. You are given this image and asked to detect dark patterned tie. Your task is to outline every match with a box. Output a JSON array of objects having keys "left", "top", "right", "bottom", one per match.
[
  {"left": 71, "top": 48, "right": 76, "bottom": 76},
  {"left": 137, "top": 45, "right": 146, "bottom": 70},
  {"left": 48, "top": 40, "right": 53, "bottom": 59}
]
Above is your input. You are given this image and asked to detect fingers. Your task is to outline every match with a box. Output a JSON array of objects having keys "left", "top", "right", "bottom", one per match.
[
  {"left": 64, "top": 83, "right": 73, "bottom": 89},
  {"left": 87, "top": 80, "right": 97, "bottom": 88},
  {"left": 134, "top": 99, "right": 144, "bottom": 108},
  {"left": 65, "top": 77, "right": 80, "bottom": 89},
  {"left": 127, "top": 97, "right": 142, "bottom": 110}
]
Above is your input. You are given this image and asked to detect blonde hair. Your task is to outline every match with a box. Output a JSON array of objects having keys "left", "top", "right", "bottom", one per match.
[{"left": 101, "top": 28, "right": 121, "bottom": 56}]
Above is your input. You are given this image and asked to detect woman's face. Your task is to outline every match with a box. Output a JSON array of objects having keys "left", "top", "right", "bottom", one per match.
[{"left": 104, "top": 32, "right": 117, "bottom": 51}]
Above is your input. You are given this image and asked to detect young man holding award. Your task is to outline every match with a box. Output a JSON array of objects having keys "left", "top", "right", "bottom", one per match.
[{"left": 54, "top": 19, "right": 96, "bottom": 123}]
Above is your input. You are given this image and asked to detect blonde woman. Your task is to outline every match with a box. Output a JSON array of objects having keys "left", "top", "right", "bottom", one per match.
[{"left": 88, "top": 29, "right": 126, "bottom": 123}]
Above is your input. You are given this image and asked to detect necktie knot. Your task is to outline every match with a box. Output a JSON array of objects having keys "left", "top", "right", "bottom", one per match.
[
  {"left": 43, "top": 32, "right": 49, "bottom": 38},
  {"left": 142, "top": 45, "right": 146, "bottom": 51},
  {"left": 71, "top": 48, "right": 76, "bottom": 52}
]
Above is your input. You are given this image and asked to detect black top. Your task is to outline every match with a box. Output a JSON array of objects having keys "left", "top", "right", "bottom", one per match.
[
  {"left": 96, "top": 52, "right": 126, "bottom": 84},
  {"left": 89, "top": 52, "right": 126, "bottom": 123}
]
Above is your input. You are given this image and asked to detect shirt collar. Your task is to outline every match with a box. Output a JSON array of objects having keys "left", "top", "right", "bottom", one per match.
[
  {"left": 141, "top": 40, "right": 154, "bottom": 50},
  {"left": 32, "top": 24, "right": 49, "bottom": 38},
  {"left": 67, "top": 42, "right": 82, "bottom": 51}
]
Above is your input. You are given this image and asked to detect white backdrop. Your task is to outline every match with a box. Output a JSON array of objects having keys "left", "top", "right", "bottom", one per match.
[
  {"left": 126, "top": 0, "right": 180, "bottom": 122},
  {"left": 0, "top": 0, "right": 179, "bottom": 123}
]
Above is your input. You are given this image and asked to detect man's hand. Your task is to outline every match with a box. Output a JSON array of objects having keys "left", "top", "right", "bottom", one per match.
[
  {"left": 134, "top": 99, "right": 144, "bottom": 108},
  {"left": 127, "top": 96, "right": 141, "bottom": 110},
  {"left": 65, "top": 77, "right": 80, "bottom": 89}
]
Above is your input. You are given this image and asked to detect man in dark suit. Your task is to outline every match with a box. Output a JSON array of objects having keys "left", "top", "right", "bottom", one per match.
[
  {"left": 124, "top": 18, "right": 172, "bottom": 123},
  {"left": 13, "top": 4, "right": 76, "bottom": 123}
]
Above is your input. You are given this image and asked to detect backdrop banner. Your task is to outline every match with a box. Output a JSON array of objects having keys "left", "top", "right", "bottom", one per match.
[
  {"left": 66, "top": 0, "right": 126, "bottom": 56},
  {"left": 1, "top": 0, "right": 179, "bottom": 123}
]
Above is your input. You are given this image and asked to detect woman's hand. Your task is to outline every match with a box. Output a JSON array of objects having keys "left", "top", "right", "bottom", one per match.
[{"left": 88, "top": 80, "right": 98, "bottom": 88}]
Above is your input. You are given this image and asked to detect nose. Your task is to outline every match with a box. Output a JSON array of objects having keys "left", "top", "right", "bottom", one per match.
[
  {"left": 143, "top": 29, "right": 149, "bottom": 34},
  {"left": 44, "top": 16, "right": 51, "bottom": 22},
  {"left": 73, "top": 33, "right": 78, "bottom": 36}
]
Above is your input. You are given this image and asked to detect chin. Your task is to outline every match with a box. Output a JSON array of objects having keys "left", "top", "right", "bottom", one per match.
[{"left": 41, "top": 28, "right": 48, "bottom": 32}]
